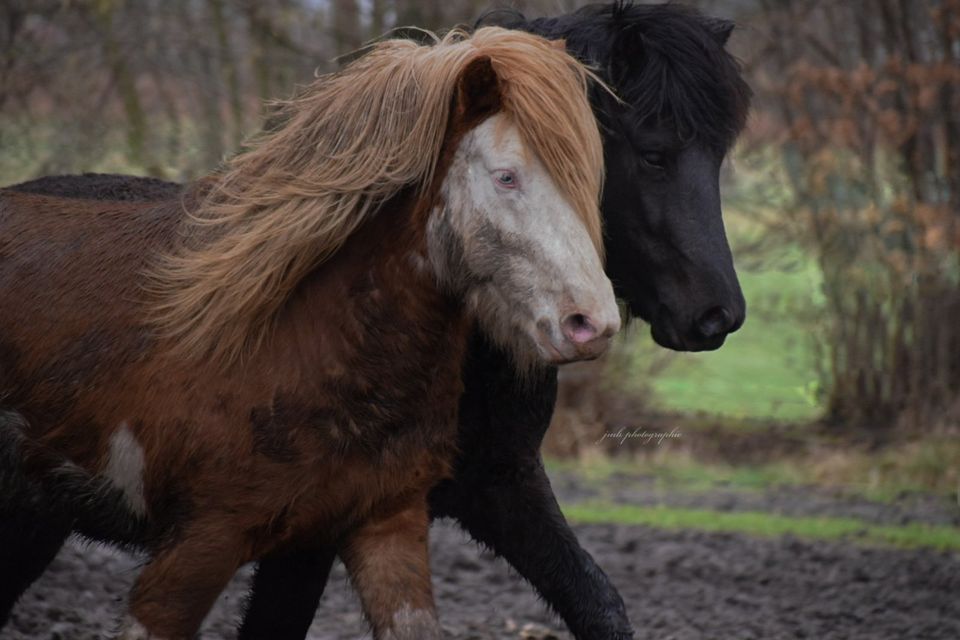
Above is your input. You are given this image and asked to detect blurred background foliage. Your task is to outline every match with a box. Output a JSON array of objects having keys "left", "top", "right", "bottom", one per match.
[{"left": 1, "top": 0, "right": 958, "bottom": 495}]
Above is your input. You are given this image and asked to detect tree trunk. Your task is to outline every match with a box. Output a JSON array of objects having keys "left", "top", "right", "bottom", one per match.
[
  {"left": 208, "top": 0, "right": 244, "bottom": 148},
  {"left": 245, "top": 2, "right": 273, "bottom": 106},
  {"left": 93, "top": 2, "right": 159, "bottom": 175}
]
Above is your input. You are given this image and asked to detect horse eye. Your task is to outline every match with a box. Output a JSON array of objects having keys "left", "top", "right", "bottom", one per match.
[
  {"left": 494, "top": 170, "right": 518, "bottom": 188},
  {"left": 641, "top": 151, "right": 665, "bottom": 167}
]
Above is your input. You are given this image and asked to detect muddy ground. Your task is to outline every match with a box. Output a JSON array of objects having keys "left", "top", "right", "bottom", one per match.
[{"left": 4, "top": 477, "right": 959, "bottom": 640}]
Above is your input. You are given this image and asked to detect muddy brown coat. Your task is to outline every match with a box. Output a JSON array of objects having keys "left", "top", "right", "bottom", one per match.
[{"left": 0, "top": 66, "right": 593, "bottom": 640}]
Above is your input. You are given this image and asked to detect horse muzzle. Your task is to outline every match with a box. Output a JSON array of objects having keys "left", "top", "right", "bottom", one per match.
[
  {"left": 650, "top": 301, "right": 744, "bottom": 352},
  {"left": 535, "top": 309, "right": 620, "bottom": 364}
]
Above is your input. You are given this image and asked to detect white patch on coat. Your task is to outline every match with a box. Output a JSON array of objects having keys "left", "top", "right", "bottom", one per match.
[
  {"left": 382, "top": 605, "right": 442, "bottom": 640},
  {"left": 104, "top": 424, "right": 147, "bottom": 516},
  {"left": 116, "top": 615, "right": 165, "bottom": 640}
]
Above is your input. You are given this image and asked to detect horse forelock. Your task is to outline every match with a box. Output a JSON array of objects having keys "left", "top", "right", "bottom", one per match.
[
  {"left": 145, "top": 26, "right": 603, "bottom": 368},
  {"left": 522, "top": 2, "right": 752, "bottom": 152},
  {"left": 470, "top": 28, "right": 604, "bottom": 256}
]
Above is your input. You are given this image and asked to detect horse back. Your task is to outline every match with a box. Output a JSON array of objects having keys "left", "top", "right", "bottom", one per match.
[
  {"left": 1, "top": 188, "right": 172, "bottom": 317},
  {"left": 0, "top": 190, "right": 174, "bottom": 424}
]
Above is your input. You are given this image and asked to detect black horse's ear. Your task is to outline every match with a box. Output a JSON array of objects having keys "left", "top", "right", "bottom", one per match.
[
  {"left": 455, "top": 56, "right": 502, "bottom": 122},
  {"left": 474, "top": 8, "right": 527, "bottom": 30},
  {"left": 703, "top": 17, "right": 735, "bottom": 45}
]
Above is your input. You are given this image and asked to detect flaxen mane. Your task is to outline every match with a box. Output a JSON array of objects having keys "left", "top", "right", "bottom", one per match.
[{"left": 146, "top": 26, "right": 604, "bottom": 366}]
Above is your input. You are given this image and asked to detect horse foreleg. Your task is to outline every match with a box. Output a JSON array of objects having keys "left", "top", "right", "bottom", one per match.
[
  {"left": 238, "top": 546, "right": 336, "bottom": 640},
  {"left": 340, "top": 499, "right": 441, "bottom": 640},
  {"left": 435, "top": 336, "right": 634, "bottom": 640},
  {"left": 430, "top": 455, "right": 635, "bottom": 640},
  {"left": 120, "top": 523, "right": 246, "bottom": 640}
]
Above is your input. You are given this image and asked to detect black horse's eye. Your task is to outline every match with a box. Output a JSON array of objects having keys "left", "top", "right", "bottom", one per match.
[{"left": 641, "top": 150, "right": 665, "bottom": 167}]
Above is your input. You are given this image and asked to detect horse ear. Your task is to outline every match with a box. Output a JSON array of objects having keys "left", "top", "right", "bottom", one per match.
[
  {"left": 455, "top": 56, "right": 502, "bottom": 122},
  {"left": 703, "top": 17, "right": 735, "bottom": 45},
  {"left": 474, "top": 8, "right": 527, "bottom": 30}
]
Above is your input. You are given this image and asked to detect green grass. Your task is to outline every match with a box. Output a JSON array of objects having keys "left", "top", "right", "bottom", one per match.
[
  {"left": 562, "top": 503, "right": 960, "bottom": 551},
  {"left": 548, "top": 433, "right": 960, "bottom": 502}
]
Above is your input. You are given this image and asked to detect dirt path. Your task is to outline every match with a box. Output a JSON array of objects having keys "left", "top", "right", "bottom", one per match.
[{"left": 4, "top": 486, "right": 959, "bottom": 640}]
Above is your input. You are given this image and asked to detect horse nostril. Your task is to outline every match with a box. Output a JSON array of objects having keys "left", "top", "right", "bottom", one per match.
[
  {"left": 561, "top": 313, "right": 599, "bottom": 345},
  {"left": 696, "top": 306, "right": 734, "bottom": 339}
]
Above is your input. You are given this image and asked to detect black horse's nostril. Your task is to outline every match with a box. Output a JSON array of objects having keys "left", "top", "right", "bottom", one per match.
[{"left": 695, "top": 306, "right": 734, "bottom": 339}]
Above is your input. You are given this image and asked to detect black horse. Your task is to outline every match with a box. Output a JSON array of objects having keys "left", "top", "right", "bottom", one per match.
[{"left": 1, "top": 3, "right": 750, "bottom": 639}]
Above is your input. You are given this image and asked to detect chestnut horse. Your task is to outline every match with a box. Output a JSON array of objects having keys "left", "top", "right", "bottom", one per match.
[{"left": 0, "top": 28, "right": 620, "bottom": 639}]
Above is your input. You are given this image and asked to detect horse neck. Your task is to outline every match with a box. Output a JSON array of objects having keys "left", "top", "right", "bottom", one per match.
[{"left": 264, "top": 188, "right": 470, "bottom": 384}]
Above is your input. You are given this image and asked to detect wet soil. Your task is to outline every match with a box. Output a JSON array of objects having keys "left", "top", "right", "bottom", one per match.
[{"left": 4, "top": 480, "right": 959, "bottom": 640}]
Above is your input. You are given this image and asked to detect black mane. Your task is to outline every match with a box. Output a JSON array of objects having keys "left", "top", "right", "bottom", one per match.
[{"left": 479, "top": 2, "right": 752, "bottom": 151}]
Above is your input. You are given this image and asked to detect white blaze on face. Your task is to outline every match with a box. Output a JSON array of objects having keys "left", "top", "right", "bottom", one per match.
[
  {"left": 104, "top": 423, "right": 147, "bottom": 516},
  {"left": 428, "top": 113, "right": 620, "bottom": 367}
]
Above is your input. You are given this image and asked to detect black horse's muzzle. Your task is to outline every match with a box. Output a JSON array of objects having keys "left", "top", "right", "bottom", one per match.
[{"left": 649, "top": 300, "right": 744, "bottom": 352}]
